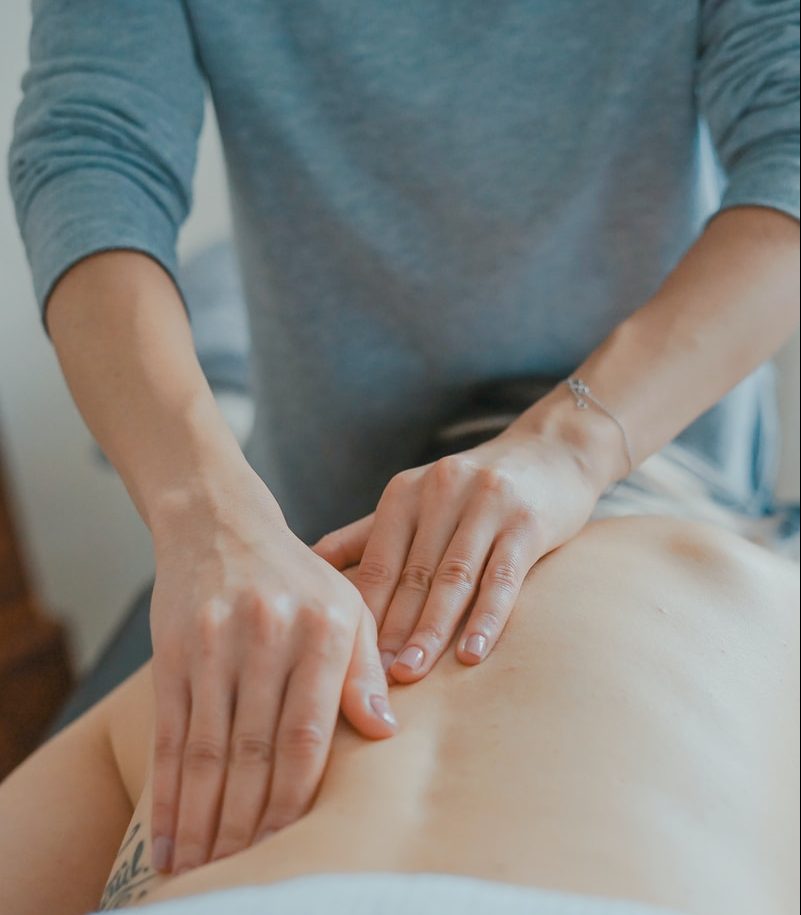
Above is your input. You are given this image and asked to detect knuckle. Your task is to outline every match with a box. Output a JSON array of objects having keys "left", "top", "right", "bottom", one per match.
[
  {"left": 315, "top": 532, "right": 352, "bottom": 569},
  {"left": 196, "top": 600, "right": 229, "bottom": 657},
  {"left": 154, "top": 729, "right": 182, "bottom": 763},
  {"left": 476, "top": 467, "right": 513, "bottom": 498},
  {"left": 431, "top": 454, "right": 472, "bottom": 488},
  {"left": 316, "top": 602, "right": 350, "bottom": 634},
  {"left": 435, "top": 555, "right": 475, "bottom": 589},
  {"left": 357, "top": 559, "right": 395, "bottom": 588},
  {"left": 282, "top": 721, "right": 326, "bottom": 760},
  {"left": 399, "top": 561, "right": 433, "bottom": 593},
  {"left": 183, "top": 736, "right": 227, "bottom": 771},
  {"left": 508, "top": 503, "right": 539, "bottom": 534},
  {"left": 230, "top": 732, "right": 274, "bottom": 766},
  {"left": 314, "top": 530, "right": 338, "bottom": 552},
  {"left": 472, "top": 608, "right": 505, "bottom": 634},
  {"left": 302, "top": 603, "right": 352, "bottom": 652},
  {"left": 384, "top": 472, "right": 414, "bottom": 500},
  {"left": 378, "top": 626, "right": 409, "bottom": 651},
  {"left": 306, "top": 635, "right": 346, "bottom": 665},
  {"left": 240, "top": 590, "right": 282, "bottom": 640},
  {"left": 414, "top": 620, "right": 449, "bottom": 644},
  {"left": 487, "top": 559, "right": 519, "bottom": 593}
]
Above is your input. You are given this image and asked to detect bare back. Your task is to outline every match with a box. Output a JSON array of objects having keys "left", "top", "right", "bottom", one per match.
[{"left": 97, "top": 516, "right": 799, "bottom": 915}]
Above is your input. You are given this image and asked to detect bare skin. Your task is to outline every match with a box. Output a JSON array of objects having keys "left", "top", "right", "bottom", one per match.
[
  {"left": 0, "top": 516, "right": 797, "bottom": 915},
  {"left": 43, "top": 207, "right": 799, "bottom": 875}
]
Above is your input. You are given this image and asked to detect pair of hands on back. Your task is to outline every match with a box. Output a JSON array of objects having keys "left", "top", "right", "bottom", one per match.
[{"left": 148, "top": 417, "right": 606, "bottom": 875}]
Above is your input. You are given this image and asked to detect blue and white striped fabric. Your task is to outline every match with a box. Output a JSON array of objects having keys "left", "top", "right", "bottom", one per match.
[{"left": 590, "top": 441, "right": 800, "bottom": 561}]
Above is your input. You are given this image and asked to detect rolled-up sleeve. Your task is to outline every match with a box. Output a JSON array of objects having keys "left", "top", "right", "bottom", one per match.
[
  {"left": 7, "top": 0, "right": 206, "bottom": 318},
  {"left": 696, "top": 0, "right": 800, "bottom": 221}
]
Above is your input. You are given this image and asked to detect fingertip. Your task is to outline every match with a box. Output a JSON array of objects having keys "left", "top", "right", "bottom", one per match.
[
  {"left": 343, "top": 689, "right": 399, "bottom": 739},
  {"left": 388, "top": 645, "right": 428, "bottom": 683},
  {"left": 152, "top": 835, "right": 174, "bottom": 873},
  {"left": 369, "top": 694, "right": 398, "bottom": 730},
  {"left": 311, "top": 538, "right": 338, "bottom": 566},
  {"left": 457, "top": 649, "right": 483, "bottom": 666},
  {"left": 458, "top": 632, "right": 488, "bottom": 665},
  {"left": 387, "top": 663, "right": 424, "bottom": 684}
]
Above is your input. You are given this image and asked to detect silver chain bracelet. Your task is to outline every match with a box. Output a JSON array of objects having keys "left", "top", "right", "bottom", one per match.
[{"left": 564, "top": 376, "right": 634, "bottom": 477}]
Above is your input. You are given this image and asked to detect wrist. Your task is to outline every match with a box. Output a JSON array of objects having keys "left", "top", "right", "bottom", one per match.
[
  {"left": 149, "top": 456, "right": 285, "bottom": 545},
  {"left": 139, "top": 399, "right": 283, "bottom": 537},
  {"left": 509, "top": 383, "right": 628, "bottom": 493}
]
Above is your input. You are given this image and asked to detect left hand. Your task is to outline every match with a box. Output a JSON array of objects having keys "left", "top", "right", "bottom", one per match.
[{"left": 312, "top": 416, "right": 608, "bottom": 682}]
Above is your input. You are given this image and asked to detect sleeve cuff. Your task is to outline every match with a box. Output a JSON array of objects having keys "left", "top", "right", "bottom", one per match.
[
  {"left": 19, "top": 167, "right": 183, "bottom": 327},
  {"left": 717, "top": 149, "right": 801, "bottom": 223}
]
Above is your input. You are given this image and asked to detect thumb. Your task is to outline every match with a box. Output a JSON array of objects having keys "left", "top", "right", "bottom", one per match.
[
  {"left": 340, "top": 605, "right": 399, "bottom": 739},
  {"left": 313, "top": 513, "right": 374, "bottom": 570}
]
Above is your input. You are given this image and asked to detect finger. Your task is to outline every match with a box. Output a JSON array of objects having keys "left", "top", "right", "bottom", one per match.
[
  {"left": 380, "top": 461, "right": 468, "bottom": 675},
  {"left": 150, "top": 672, "right": 189, "bottom": 873},
  {"left": 254, "top": 624, "right": 350, "bottom": 839},
  {"left": 312, "top": 514, "right": 374, "bottom": 570},
  {"left": 355, "top": 476, "right": 417, "bottom": 629},
  {"left": 340, "top": 605, "right": 399, "bottom": 738},
  {"left": 209, "top": 652, "right": 287, "bottom": 862},
  {"left": 456, "top": 529, "right": 538, "bottom": 666},
  {"left": 171, "top": 670, "right": 233, "bottom": 874},
  {"left": 390, "top": 500, "right": 498, "bottom": 682}
]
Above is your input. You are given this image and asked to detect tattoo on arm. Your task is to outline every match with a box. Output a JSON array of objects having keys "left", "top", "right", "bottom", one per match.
[{"left": 99, "top": 822, "right": 158, "bottom": 910}]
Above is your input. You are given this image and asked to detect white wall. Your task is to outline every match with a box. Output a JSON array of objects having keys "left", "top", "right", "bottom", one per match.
[
  {"left": 775, "top": 330, "right": 800, "bottom": 501},
  {"left": 0, "top": 2, "right": 798, "bottom": 675},
  {"left": 0, "top": 1, "right": 230, "bottom": 671}
]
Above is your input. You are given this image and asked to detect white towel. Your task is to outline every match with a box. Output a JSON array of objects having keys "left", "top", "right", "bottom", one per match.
[{"left": 100, "top": 871, "right": 684, "bottom": 915}]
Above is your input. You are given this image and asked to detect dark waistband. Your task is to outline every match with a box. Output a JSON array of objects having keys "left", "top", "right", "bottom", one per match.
[{"left": 421, "top": 376, "right": 561, "bottom": 463}]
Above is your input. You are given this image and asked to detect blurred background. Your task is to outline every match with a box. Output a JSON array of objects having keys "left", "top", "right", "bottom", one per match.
[
  {"left": 0, "top": 2, "right": 235, "bottom": 678},
  {"left": 0, "top": 0, "right": 798, "bottom": 696}
]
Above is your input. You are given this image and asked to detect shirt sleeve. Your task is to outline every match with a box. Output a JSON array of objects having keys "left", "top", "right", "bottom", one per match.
[
  {"left": 7, "top": 0, "right": 206, "bottom": 321},
  {"left": 696, "top": 0, "right": 800, "bottom": 222}
]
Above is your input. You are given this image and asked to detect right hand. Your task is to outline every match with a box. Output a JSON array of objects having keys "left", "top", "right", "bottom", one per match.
[{"left": 147, "top": 464, "right": 398, "bottom": 875}]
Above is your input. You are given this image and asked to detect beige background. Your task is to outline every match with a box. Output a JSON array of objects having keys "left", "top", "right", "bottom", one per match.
[{"left": 0, "top": 2, "right": 798, "bottom": 673}]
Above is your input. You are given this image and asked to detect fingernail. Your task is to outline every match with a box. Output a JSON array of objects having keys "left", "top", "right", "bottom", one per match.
[
  {"left": 396, "top": 646, "right": 424, "bottom": 671},
  {"left": 369, "top": 694, "right": 398, "bottom": 728},
  {"left": 152, "top": 836, "right": 173, "bottom": 872},
  {"left": 380, "top": 651, "right": 395, "bottom": 672},
  {"left": 464, "top": 633, "right": 487, "bottom": 660}
]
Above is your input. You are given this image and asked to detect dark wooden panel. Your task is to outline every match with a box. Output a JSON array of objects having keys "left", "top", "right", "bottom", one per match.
[
  {"left": 0, "top": 480, "right": 27, "bottom": 604},
  {"left": 0, "top": 602, "right": 73, "bottom": 779},
  {"left": 0, "top": 442, "right": 73, "bottom": 778}
]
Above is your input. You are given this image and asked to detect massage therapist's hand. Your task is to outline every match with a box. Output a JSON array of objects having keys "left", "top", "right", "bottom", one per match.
[
  {"left": 147, "top": 465, "right": 397, "bottom": 876},
  {"left": 314, "top": 404, "right": 618, "bottom": 682}
]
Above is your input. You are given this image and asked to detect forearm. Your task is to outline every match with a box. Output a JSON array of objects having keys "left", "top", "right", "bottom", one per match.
[
  {"left": 519, "top": 206, "right": 800, "bottom": 489},
  {"left": 46, "top": 251, "right": 271, "bottom": 528}
]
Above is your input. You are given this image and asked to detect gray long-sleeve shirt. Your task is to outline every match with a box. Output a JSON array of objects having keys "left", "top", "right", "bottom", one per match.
[{"left": 9, "top": 1, "right": 800, "bottom": 540}]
